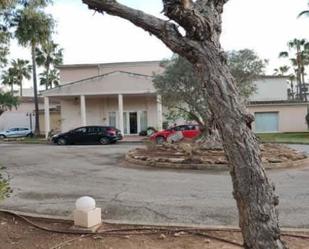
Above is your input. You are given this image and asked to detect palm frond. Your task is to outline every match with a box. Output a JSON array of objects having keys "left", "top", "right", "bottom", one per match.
[
  {"left": 298, "top": 10, "right": 309, "bottom": 18},
  {"left": 279, "top": 51, "right": 289, "bottom": 58}
]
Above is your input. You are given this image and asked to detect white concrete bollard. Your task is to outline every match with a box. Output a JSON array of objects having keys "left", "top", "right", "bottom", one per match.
[{"left": 73, "top": 196, "right": 101, "bottom": 228}]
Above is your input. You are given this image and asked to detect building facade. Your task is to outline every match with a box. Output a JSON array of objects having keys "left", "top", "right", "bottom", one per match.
[
  {"left": 42, "top": 61, "right": 164, "bottom": 138},
  {"left": 0, "top": 95, "right": 60, "bottom": 133},
  {"left": 248, "top": 76, "right": 308, "bottom": 133},
  {"left": 41, "top": 61, "right": 309, "bottom": 138}
]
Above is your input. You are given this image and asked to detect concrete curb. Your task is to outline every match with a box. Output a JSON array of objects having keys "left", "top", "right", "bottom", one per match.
[
  {"left": 126, "top": 151, "right": 309, "bottom": 171},
  {"left": 119, "top": 140, "right": 144, "bottom": 144},
  {"left": 1, "top": 208, "right": 309, "bottom": 232}
]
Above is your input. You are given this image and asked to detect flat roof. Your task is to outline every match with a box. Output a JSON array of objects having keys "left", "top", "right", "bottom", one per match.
[
  {"left": 57, "top": 60, "right": 161, "bottom": 69},
  {"left": 257, "top": 75, "right": 290, "bottom": 79},
  {"left": 248, "top": 100, "right": 309, "bottom": 106}
]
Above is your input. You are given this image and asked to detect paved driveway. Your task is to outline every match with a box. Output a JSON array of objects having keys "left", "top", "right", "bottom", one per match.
[{"left": 0, "top": 143, "right": 309, "bottom": 228}]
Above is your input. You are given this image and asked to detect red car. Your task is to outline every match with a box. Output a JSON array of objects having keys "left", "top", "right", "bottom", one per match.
[{"left": 150, "top": 124, "right": 201, "bottom": 144}]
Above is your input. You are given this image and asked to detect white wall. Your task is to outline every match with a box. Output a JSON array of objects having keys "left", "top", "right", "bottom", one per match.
[
  {"left": 0, "top": 102, "right": 44, "bottom": 131},
  {"left": 60, "top": 95, "right": 159, "bottom": 132},
  {"left": 60, "top": 98, "right": 82, "bottom": 132},
  {"left": 250, "top": 77, "right": 288, "bottom": 101},
  {"left": 59, "top": 61, "right": 162, "bottom": 84},
  {"left": 249, "top": 104, "right": 308, "bottom": 132}
]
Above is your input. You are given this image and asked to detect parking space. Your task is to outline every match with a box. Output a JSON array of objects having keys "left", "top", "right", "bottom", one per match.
[{"left": 0, "top": 143, "right": 309, "bottom": 228}]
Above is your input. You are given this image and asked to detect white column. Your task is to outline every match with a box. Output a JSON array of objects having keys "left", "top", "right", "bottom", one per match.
[
  {"left": 118, "top": 94, "right": 124, "bottom": 135},
  {"left": 44, "top": 97, "right": 50, "bottom": 139},
  {"left": 156, "top": 95, "right": 163, "bottom": 131},
  {"left": 80, "top": 95, "right": 87, "bottom": 126}
]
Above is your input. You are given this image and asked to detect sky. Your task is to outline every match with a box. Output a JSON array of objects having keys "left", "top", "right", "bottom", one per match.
[{"left": 7, "top": 0, "right": 309, "bottom": 88}]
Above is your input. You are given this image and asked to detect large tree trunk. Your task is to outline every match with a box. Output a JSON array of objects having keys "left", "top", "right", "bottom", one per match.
[
  {"left": 195, "top": 47, "right": 285, "bottom": 249},
  {"left": 82, "top": 1, "right": 287, "bottom": 248},
  {"left": 31, "top": 44, "right": 40, "bottom": 136},
  {"left": 46, "top": 67, "right": 49, "bottom": 90},
  {"left": 195, "top": 111, "right": 222, "bottom": 149},
  {"left": 20, "top": 83, "right": 23, "bottom": 97}
]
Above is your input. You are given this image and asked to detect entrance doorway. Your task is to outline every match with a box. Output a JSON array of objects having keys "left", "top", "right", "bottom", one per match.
[
  {"left": 123, "top": 111, "right": 147, "bottom": 135},
  {"left": 129, "top": 112, "right": 138, "bottom": 134}
]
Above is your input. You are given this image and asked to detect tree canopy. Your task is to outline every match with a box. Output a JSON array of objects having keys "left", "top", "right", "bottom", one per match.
[
  {"left": 154, "top": 49, "right": 267, "bottom": 126},
  {"left": 278, "top": 38, "right": 309, "bottom": 101},
  {"left": 227, "top": 49, "right": 267, "bottom": 99},
  {"left": 12, "top": 0, "right": 54, "bottom": 135},
  {"left": 154, "top": 55, "right": 207, "bottom": 126},
  {"left": 0, "top": 91, "right": 19, "bottom": 116},
  {"left": 36, "top": 41, "right": 63, "bottom": 89}
]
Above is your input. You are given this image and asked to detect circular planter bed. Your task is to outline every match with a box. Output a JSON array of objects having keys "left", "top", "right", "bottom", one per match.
[{"left": 126, "top": 143, "right": 308, "bottom": 170}]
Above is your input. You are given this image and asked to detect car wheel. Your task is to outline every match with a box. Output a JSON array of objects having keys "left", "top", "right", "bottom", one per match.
[
  {"left": 156, "top": 136, "right": 165, "bottom": 144},
  {"left": 0, "top": 134, "right": 6, "bottom": 139},
  {"left": 99, "top": 137, "right": 110, "bottom": 145},
  {"left": 26, "top": 133, "right": 33, "bottom": 138},
  {"left": 57, "top": 138, "right": 67, "bottom": 145}
]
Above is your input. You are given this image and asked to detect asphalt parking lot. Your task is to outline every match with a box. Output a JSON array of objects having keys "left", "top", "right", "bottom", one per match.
[{"left": 0, "top": 143, "right": 309, "bottom": 228}]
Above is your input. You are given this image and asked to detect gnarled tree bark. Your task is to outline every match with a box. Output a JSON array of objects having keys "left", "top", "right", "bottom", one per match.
[{"left": 82, "top": 1, "right": 287, "bottom": 248}]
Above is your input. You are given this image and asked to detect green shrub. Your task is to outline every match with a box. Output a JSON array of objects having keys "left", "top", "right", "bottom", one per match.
[
  {"left": 0, "top": 167, "right": 11, "bottom": 201},
  {"left": 143, "top": 139, "right": 157, "bottom": 150}
]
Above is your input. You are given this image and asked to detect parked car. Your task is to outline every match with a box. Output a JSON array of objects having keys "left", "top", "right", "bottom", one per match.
[
  {"left": 51, "top": 126, "right": 123, "bottom": 145},
  {"left": 149, "top": 124, "right": 201, "bottom": 144},
  {"left": 138, "top": 127, "right": 157, "bottom": 136},
  {"left": 0, "top": 128, "right": 33, "bottom": 139}
]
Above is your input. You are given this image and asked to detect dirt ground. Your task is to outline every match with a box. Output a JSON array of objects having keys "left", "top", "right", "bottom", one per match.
[
  {"left": 128, "top": 143, "right": 308, "bottom": 170},
  {"left": 0, "top": 212, "right": 308, "bottom": 249}
]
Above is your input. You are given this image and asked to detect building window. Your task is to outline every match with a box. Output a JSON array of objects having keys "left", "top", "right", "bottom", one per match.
[
  {"left": 140, "top": 111, "right": 148, "bottom": 131},
  {"left": 254, "top": 112, "right": 279, "bottom": 133},
  {"left": 108, "top": 112, "right": 116, "bottom": 127}
]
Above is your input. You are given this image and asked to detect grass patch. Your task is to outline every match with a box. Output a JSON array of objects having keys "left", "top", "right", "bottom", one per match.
[{"left": 257, "top": 132, "right": 309, "bottom": 144}]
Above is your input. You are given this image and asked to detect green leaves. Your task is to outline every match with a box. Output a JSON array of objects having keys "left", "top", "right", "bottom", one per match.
[
  {"left": 35, "top": 40, "right": 63, "bottom": 89},
  {"left": 227, "top": 49, "right": 267, "bottom": 99},
  {"left": 154, "top": 50, "right": 266, "bottom": 125},
  {"left": 39, "top": 68, "right": 59, "bottom": 88},
  {"left": 153, "top": 55, "right": 207, "bottom": 125},
  {"left": 0, "top": 91, "right": 19, "bottom": 115},
  {"left": 14, "top": 7, "right": 54, "bottom": 48},
  {"left": 1, "top": 59, "right": 31, "bottom": 95}
]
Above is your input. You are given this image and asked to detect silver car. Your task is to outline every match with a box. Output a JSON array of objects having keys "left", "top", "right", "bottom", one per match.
[{"left": 0, "top": 128, "right": 33, "bottom": 138}]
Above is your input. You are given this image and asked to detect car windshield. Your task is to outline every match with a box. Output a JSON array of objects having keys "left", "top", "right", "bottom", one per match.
[{"left": 73, "top": 127, "right": 87, "bottom": 133}]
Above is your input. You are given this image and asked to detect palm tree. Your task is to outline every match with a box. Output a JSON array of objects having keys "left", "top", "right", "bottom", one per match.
[
  {"left": 273, "top": 65, "right": 290, "bottom": 76},
  {"left": 11, "top": 59, "right": 32, "bottom": 96},
  {"left": 13, "top": 2, "right": 54, "bottom": 135},
  {"left": 39, "top": 68, "right": 59, "bottom": 89},
  {"left": 0, "top": 0, "right": 16, "bottom": 69},
  {"left": 0, "top": 32, "right": 9, "bottom": 69},
  {"left": 36, "top": 41, "right": 63, "bottom": 89},
  {"left": 0, "top": 91, "right": 19, "bottom": 116},
  {"left": 1, "top": 68, "right": 16, "bottom": 94},
  {"left": 298, "top": 3, "right": 309, "bottom": 18},
  {"left": 279, "top": 38, "right": 309, "bottom": 101}
]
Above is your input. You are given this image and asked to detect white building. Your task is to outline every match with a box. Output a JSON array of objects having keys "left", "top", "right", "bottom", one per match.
[
  {"left": 40, "top": 61, "right": 308, "bottom": 138},
  {"left": 248, "top": 76, "right": 308, "bottom": 133}
]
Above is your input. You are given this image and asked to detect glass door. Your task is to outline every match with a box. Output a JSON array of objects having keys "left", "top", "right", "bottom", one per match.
[{"left": 129, "top": 112, "right": 138, "bottom": 134}]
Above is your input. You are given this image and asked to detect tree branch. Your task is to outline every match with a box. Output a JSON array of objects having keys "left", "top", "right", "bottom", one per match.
[
  {"left": 174, "top": 105, "right": 205, "bottom": 127},
  {"left": 162, "top": 0, "right": 213, "bottom": 41},
  {"left": 82, "top": 0, "right": 189, "bottom": 53}
]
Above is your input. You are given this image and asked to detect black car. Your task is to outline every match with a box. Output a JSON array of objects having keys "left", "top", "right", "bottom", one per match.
[{"left": 51, "top": 126, "right": 123, "bottom": 145}]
